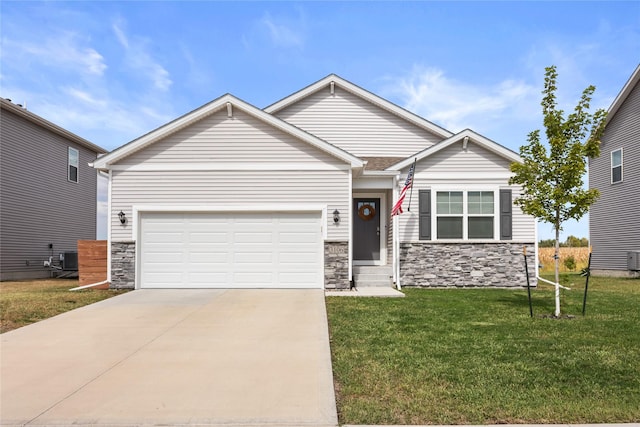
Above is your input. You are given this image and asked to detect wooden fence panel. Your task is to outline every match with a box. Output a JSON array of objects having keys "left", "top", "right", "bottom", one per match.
[{"left": 78, "top": 240, "right": 108, "bottom": 288}]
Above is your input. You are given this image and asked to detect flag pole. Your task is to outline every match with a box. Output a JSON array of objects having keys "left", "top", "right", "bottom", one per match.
[{"left": 406, "top": 158, "right": 416, "bottom": 212}]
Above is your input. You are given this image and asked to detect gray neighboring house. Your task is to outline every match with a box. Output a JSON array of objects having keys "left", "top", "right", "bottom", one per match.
[
  {"left": 0, "top": 98, "right": 107, "bottom": 281},
  {"left": 589, "top": 64, "right": 640, "bottom": 277}
]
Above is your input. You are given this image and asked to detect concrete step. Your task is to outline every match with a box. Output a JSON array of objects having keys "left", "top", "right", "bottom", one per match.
[
  {"left": 353, "top": 265, "right": 393, "bottom": 274},
  {"left": 353, "top": 266, "right": 393, "bottom": 287},
  {"left": 354, "top": 273, "right": 393, "bottom": 283}
]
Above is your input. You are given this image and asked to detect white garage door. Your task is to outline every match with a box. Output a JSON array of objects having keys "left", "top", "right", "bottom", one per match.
[{"left": 139, "top": 212, "right": 323, "bottom": 289}]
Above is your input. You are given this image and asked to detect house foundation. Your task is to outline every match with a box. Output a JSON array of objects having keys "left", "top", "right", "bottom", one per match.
[
  {"left": 400, "top": 242, "right": 536, "bottom": 288},
  {"left": 111, "top": 241, "right": 136, "bottom": 289},
  {"left": 324, "top": 241, "right": 350, "bottom": 290}
]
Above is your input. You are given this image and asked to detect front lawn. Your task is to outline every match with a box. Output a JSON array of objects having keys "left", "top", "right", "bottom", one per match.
[
  {"left": 326, "top": 275, "right": 640, "bottom": 425},
  {"left": 0, "top": 279, "right": 128, "bottom": 333}
]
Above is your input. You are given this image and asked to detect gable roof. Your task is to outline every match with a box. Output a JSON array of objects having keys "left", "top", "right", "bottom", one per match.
[
  {"left": 0, "top": 98, "right": 107, "bottom": 154},
  {"left": 264, "top": 74, "right": 453, "bottom": 140},
  {"left": 388, "top": 128, "right": 522, "bottom": 171},
  {"left": 606, "top": 63, "right": 640, "bottom": 125},
  {"left": 92, "top": 94, "right": 364, "bottom": 170}
]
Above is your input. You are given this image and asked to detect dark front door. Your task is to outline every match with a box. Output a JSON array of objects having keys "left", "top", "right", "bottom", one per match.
[{"left": 353, "top": 198, "right": 381, "bottom": 261}]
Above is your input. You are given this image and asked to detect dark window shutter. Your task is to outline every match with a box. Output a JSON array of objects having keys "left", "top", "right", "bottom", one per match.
[
  {"left": 500, "top": 189, "right": 512, "bottom": 240},
  {"left": 419, "top": 190, "right": 431, "bottom": 240}
]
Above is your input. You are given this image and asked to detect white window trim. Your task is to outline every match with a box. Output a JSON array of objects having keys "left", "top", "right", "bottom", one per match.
[
  {"left": 432, "top": 185, "right": 500, "bottom": 240},
  {"left": 68, "top": 147, "right": 79, "bottom": 183},
  {"left": 611, "top": 148, "right": 623, "bottom": 184}
]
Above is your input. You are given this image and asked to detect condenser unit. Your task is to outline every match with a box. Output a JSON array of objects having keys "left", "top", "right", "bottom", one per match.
[{"left": 628, "top": 251, "right": 640, "bottom": 271}]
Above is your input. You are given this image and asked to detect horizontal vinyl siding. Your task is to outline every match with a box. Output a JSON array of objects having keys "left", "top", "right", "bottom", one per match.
[
  {"left": 274, "top": 86, "right": 442, "bottom": 157},
  {"left": 110, "top": 170, "right": 350, "bottom": 241},
  {"left": 415, "top": 140, "right": 513, "bottom": 176},
  {"left": 0, "top": 109, "right": 98, "bottom": 279},
  {"left": 589, "top": 81, "right": 640, "bottom": 270},
  {"left": 121, "top": 108, "right": 343, "bottom": 166},
  {"left": 396, "top": 142, "right": 535, "bottom": 242}
]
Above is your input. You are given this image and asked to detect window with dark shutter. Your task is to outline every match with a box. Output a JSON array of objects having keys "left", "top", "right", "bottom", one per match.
[
  {"left": 500, "top": 189, "right": 512, "bottom": 240},
  {"left": 419, "top": 190, "right": 431, "bottom": 240}
]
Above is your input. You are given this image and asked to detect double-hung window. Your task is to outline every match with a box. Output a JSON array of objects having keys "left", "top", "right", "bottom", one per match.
[
  {"left": 467, "top": 191, "right": 494, "bottom": 238},
  {"left": 611, "top": 148, "right": 623, "bottom": 184},
  {"left": 435, "top": 190, "right": 495, "bottom": 239},
  {"left": 68, "top": 147, "right": 79, "bottom": 183},
  {"left": 436, "top": 191, "right": 463, "bottom": 238}
]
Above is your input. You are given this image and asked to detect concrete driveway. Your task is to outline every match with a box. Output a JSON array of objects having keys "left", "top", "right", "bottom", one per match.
[{"left": 1, "top": 289, "right": 337, "bottom": 426}]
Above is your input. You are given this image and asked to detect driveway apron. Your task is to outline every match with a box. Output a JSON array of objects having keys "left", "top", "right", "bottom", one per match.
[{"left": 0, "top": 289, "right": 338, "bottom": 426}]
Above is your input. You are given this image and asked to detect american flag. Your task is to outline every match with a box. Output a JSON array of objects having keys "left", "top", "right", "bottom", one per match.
[{"left": 391, "top": 161, "right": 415, "bottom": 216}]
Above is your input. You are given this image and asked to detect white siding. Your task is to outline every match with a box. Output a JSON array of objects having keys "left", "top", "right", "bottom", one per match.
[
  {"left": 274, "top": 86, "right": 442, "bottom": 157},
  {"left": 396, "top": 141, "right": 535, "bottom": 242},
  {"left": 111, "top": 170, "right": 349, "bottom": 241},
  {"left": 121, "top": 109, "right": 344, "bottom": 166},
  {"left": 109, "top": 108, "right": 351, "bottom": 242}
]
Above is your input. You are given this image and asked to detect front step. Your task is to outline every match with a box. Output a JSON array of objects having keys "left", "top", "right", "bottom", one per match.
[{"left": 353, "top": 265, "right": 393, "bottom": 288}]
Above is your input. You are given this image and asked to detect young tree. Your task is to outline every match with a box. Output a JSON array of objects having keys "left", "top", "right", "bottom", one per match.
[{"left": 510, "top": 66, "right": 606, "bottom": 317}]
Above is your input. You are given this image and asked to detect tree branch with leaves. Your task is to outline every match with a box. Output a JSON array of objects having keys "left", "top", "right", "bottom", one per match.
[{"left": 509, "top": 65, "right": 606, "bottom": 317}]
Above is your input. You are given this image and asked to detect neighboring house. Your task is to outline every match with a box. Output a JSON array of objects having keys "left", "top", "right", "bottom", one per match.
[
  {"left": 0, "top": 98, "right": 107, "bottom": 281},
  {"left": 93, "top": 75, "right": 537, "bottom": 290},
  {"left": 589, "top": 64, "right": 640, "bottom": 277}
]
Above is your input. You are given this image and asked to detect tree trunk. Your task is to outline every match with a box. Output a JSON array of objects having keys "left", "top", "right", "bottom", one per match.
[{"left": 554, "top": 220, "right": 561, "bottom": 317}]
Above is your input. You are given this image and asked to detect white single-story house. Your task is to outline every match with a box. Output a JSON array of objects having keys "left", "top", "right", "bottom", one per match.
[{"left": 93, "top": 75, "right": 537, "bottom": 290}]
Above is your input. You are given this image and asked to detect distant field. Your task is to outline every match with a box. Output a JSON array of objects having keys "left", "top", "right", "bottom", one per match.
[{"left": 538, "top": 247, "right": 590, "bottom": 274}]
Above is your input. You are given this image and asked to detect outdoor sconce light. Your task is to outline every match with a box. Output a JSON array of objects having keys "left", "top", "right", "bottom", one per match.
[
  {"left": 118, "top": 211, "right": 126, "bottom": 224},
  {"left": 333, "top": 209, "right": 340, "bottom": 223}
]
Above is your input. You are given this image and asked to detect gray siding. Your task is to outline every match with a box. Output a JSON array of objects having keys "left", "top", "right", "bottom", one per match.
[
  {"left": 1, "top": 107, "right": 99, "bottom": 280},
  {"left": 589, "top": 81, "right": 640, "bottom": 271},
  {"left": 274, "top": 86, "right": 442, "bottom": 157}
]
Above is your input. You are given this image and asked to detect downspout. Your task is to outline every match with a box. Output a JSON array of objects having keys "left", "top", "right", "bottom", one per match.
[
  {"left": 107, "top": 170, "right": 113, "bottom": 284},
  {"left": 70, "top": 280, "right": 109, "bottom": 291}
]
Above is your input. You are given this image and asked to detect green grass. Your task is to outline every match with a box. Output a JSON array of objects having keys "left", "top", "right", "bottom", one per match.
[
  {"left": 326, "top": 275, "right": 640, "bottom": 425},
  {"left": 0, "top": 279, "right": 128, "bottom": 333}
]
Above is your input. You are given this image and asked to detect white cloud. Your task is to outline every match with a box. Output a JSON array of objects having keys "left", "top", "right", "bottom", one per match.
[
  {"left": 112, "top": 20, "right": 172, "bottom": 91},
  {"left": 2, "top": 31, "right": 107, "bottom": 77},
  {"left": 260, "top": 12, "right": 304, "bottom": 48},
  {"left": 387, "top": 66, "right": 538, "bottom": 134}
]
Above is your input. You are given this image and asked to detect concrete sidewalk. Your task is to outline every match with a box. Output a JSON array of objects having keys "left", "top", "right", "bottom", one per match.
[{"left": 1, "top": 289, "right": 337, "bottom": 426}]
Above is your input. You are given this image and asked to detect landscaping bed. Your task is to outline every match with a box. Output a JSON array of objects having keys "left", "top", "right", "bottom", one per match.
[{"left": 326, "top": 275, "right": 640, "bottom": 424}]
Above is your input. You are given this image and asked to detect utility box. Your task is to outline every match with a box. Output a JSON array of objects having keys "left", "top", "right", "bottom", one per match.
[{"left": 628, "top": 251, "right": 640, "bottom": 271}]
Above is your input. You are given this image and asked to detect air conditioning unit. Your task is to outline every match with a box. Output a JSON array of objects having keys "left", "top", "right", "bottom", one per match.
[
  {"left": 628, "top": 251, "right": 640, "bottom": 271},
  {"left": 60, "top": 252, "right": 79, "bottom": 271}
]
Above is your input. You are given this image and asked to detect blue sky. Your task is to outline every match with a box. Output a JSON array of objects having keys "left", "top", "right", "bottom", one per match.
[{"left": 1, "top": 1, "right": 639, "bottom": 240}]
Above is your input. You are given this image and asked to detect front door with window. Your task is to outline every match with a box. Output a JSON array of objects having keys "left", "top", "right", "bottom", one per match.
[{"left": 353, "top": 198, "right": 380, "bottom": 261}]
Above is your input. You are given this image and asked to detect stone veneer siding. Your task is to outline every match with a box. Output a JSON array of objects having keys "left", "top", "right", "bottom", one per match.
[
  {"left": 400, "top": 242, "right": 536, "bottom": 288},
  {"left": 111, "top": 241, "right": 135, "bottom": 289},
  {"left": 324, "top": 241, "right": 349, "bottom": 290}
]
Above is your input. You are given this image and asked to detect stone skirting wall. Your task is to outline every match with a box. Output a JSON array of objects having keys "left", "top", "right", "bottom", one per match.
[
  {"left": 111, "top": 241, "right": 135, "bottom": 289},
  {"left": 400, "top": 242, "right": 536, "bottom": 288},
  {"left": 324, "top": 241, "right": 349, "bottom": 290}
]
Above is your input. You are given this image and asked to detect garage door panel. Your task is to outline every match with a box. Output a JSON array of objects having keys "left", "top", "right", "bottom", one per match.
[{"left": 140, "top": 212, "right": 322, "bottom": 289}]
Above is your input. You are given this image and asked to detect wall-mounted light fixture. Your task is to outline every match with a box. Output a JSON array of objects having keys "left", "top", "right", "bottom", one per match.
[
  {"left": 333, "top": 209, "right": 340, "bottom": 223},
  {"left": 118, "top": 211, "right": 126, "bottom": 224}
]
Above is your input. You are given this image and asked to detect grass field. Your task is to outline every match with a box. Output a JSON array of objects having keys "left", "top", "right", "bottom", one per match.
[
  {"left": 538, "top": 247, "right": 590, "bottom": 274},
  {"left": 326, "top": 275, "right": 640, "bottom": 425},
  {"left": 0, "top": 279, "right": 128, "bottom": 333}
]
